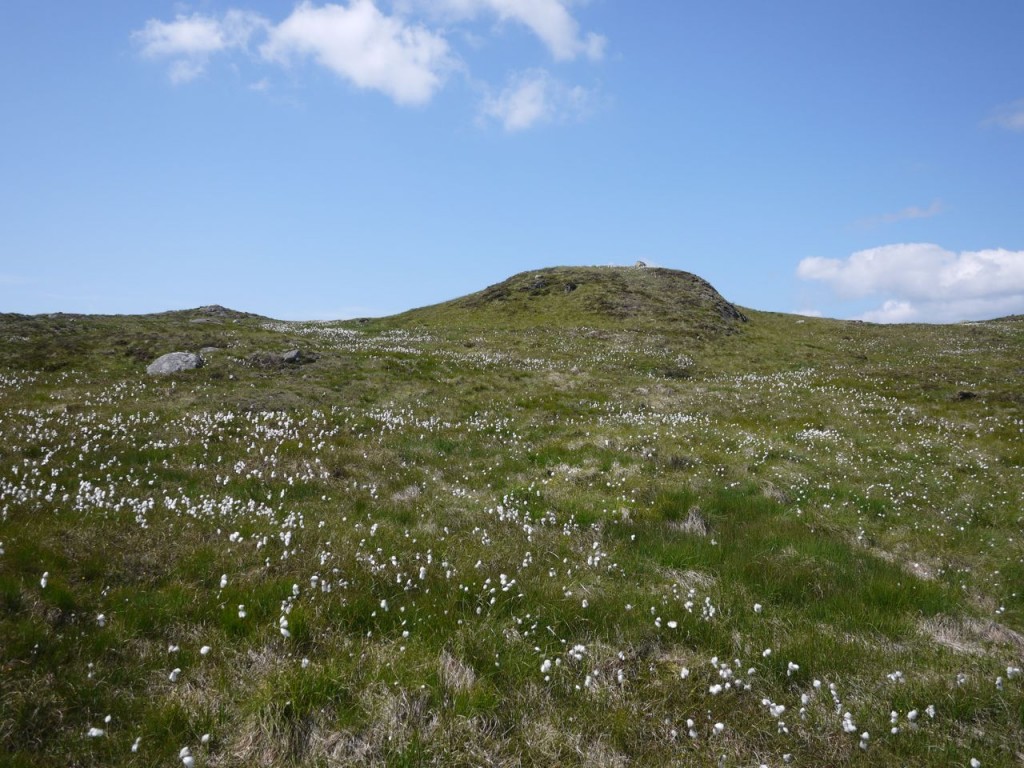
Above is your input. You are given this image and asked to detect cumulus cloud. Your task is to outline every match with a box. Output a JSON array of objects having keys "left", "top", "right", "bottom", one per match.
[
  {"left": 133, "top": 1, "right": 604, "bottom": 121},
  {"left": 432, "top": 0, "right": 605, "bottom": 60},
  {"left": 262, "top": 1, "right": 453, "bottom": 106},
  {"left": 797, "top": 243, "right": 1024, "bottom": 322},
  {"left": 132, "top": 9, "right": 266, "bottom": 82},
  {"left": 985, "top": 99, "right": 1024, "bottom": 132},
  {"left": 480, "top": 69, "right": 593, "bottom": 131}
]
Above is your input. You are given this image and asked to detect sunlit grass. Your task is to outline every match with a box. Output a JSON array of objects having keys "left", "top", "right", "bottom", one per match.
[{"left": 1, "top": 271, "right": 1022, "bottom": 765}]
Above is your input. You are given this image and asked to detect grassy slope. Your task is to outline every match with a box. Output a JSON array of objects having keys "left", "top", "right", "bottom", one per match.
[{"left": 1, "top": 267, "right": 1023, "bottom": 767}]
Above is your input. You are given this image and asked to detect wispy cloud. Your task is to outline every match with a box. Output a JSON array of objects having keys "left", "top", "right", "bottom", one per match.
[
  {"left": 797, "top": 242, "right": 1024, "bottom": 322},
  {"left": 427, "top": 0, "right": 605, "bottom": 61},
  {"left": 132, "top": 9, "right": 266, "bottom": 83},
  {"left": 480, "top": 69, "right": 594, "bottom": 131},
  {"left": 984, "top": 99, "right": 1024, "bottom": 132},
  {"left": 856, "top": 200, "right": 945, "bottom": 229}
]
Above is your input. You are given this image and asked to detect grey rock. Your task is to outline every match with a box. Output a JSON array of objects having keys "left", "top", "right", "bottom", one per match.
[
  {"left": 146, "top": 352, "right": 203, "bottom": 375},
  {"left": 281, "top": 348, "right": 319, "bottom": 364},
  {"left": 245, "top": 348, "right": 319, "bottom": 369}
]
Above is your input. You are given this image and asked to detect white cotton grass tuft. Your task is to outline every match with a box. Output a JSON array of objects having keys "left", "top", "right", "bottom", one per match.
[
  {"left": 86, "top": 726, "right": 105, "bottom": 738},
  {"left": 753, "top": 603, "right": 763, "bottom": 613},
  {"left": 40, "top": 572, "right": 49, "bottom": 589},
  {"left": 132, "top": 736, "right": 142, "bottom": 752},
  {"left": 200, "top": 645, "right": 212, "bottom": 656},
  {"left": 219, "top": 574, "right": 228, "bottom": 589},
  {"left": 169, "top": 668, "right": 181, "bottom": 682},
  {"left": 841, "top": 712, "right": 857, "bottom": 733}
]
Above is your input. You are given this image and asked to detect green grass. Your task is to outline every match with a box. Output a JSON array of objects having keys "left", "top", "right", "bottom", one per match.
[{"left": 1, "top": 268, "right": 1023, "bottom": 765}]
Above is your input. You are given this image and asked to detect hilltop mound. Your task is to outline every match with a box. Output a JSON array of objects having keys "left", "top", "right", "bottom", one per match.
[{"left": 385, "top": 266, "right": 747, "bottom": 337}]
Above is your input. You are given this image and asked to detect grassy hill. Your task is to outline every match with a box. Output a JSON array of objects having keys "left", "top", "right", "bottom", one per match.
[
  {"left": 380, "top": 265, "right": 747, "bottom": 334},
  {"left": 1, "top": 266, "right": 1023, "bottom": 766}
]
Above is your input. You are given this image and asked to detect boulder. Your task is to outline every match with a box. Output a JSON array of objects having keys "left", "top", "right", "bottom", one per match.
[
  {"left": 146, "top": 352, "right": 203, "bottom": 375},
  {"left": 245, "top": 348, "right": 318, "bottom": 369},
  {"left": 281, "top": 348, "right": 319, "bottom": 364}
]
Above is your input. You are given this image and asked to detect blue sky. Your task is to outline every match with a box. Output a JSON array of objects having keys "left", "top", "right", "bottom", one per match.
[{"left": 2, "top": 1, "right": 1023, "bottom": 322}]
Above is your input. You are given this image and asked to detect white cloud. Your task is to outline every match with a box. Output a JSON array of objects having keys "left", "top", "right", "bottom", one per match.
[
  {"left": 857, "top": 200, "right": 944, "bottom": 228},
  {"left": 859, "top": 300, "right": 917, "bottom": 324},
  {"left": 133, "top": 1, "right": 605, "bottom": 116},
  {"left": 798, "top": 243, "right": 1024, "bottom": 322},
  {"left": 481, "top": 69, "right": 593, "bottom": 131},
  {"left": 132, "top": 10, "right": 266, "bottom": 82},
  {"left": 168, "top": 59, "right": 206, "bottom": 85},
  {"left": 794, "top": 308, "right": 823, "bottom": 318},
  {"left": 261, "top": 1, "right": 454, "bottom": 106},
  {"left": 985, "top": 99, "right": 1024, "bottom": 132},
  {"left": 432, "top": 0, "right": 605, "bottom": 60}
]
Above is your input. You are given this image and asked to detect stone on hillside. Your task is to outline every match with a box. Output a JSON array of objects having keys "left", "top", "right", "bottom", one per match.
[
  {"left": 245, "top": 348, "right": 318, "bottom": 369},
  {"left": 281, "top": 348, "right": 319, "bottom": 364},
  {"left": 146, "top": 352, "right": 203, "bottom": 375}
]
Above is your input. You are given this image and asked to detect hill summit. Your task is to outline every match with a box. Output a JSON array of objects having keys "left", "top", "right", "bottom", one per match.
[{"left": 388, "top": 265, "right": 748, "bottom": 338}]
